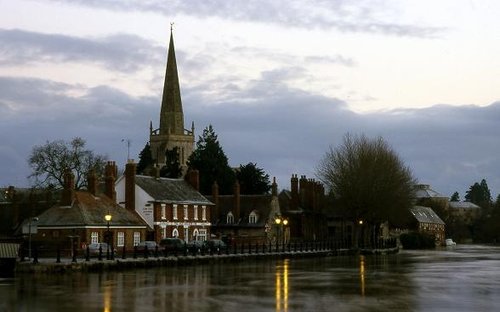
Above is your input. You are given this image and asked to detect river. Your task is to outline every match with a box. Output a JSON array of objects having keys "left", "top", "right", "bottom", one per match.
[{"left": 1, "top": 244, "right": 499, "bottom": 311}]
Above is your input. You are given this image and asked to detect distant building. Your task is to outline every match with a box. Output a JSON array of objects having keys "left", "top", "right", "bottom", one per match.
[
  {"left": 410, "top": 206, "right": 446, "bottom": 245},
  {"left": 414, "top": 184, "right": 449, "bottom": 209},
  {"left": 448, "top": 201, "right": 481, "bottom": 224},
  {"left": 207, "top": 179, "right": 281, "bottom": 246},
  {"left": 149, "top": 28, "right": 194, "bottom": 172},
  {"left": 32, "top": 166, "right": 148, "bottom": 252},
  {"left": 115, "top": 162, "right": 213, "bottom": 243}
]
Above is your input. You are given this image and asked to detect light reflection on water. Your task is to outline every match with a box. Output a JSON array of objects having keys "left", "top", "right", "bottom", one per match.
[{"left": 2, "top": 245, "right": 500, "bottom": 311}]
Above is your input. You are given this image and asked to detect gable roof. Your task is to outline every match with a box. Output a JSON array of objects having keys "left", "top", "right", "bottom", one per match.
[
  {"left": 410, "top": 206, "right": 445, "bottom": 225},
  {"left": 414, "top": 184, "right": 447, "bottom": 199},
  {"left": 207, "top": 194, "right": 275, "bottom": 227},
  {"left": 135, "top": 175, "right": 213, "bottom": 206},
  {"left": 36, "top": 191, "right": 147, "bottom": 228}
]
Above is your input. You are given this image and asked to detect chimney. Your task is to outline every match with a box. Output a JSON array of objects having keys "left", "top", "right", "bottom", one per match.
[
  {"left": 185, "top": 169, "right": 200, "bottom": 191},
  {"left": 151, "top": 165, "right": 160, "bottom": 179},
  {"left": 271, "top": 177, "right": 278, "bottom": 196},
  {"left": 299, "top": 175, "right": 307, "bottom": 208},
  {"left": 104, "top": 161, "right": 116, "bottom": 202},
  {"left": 290, "top": 174, "right": 299, "bottom": 210},
  {"left": 61, "top": 169, "right": 75, "bottom": 206},
  {"left": 211, "top": 181, "right": 219, "bottom": 222},
  {"left": 233, "top": 180, "right": 241, "bottom": 221},
  {"left": 87, "top": 169, "right": 98, "bottom": 196},
  {"left": 125, "top": 160, "right": 136, "bottom": 212}
]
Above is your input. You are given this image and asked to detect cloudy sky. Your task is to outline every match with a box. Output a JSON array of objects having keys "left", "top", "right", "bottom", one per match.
[{"left": 1, "top": 0, "right": 499, "bottom": 199}]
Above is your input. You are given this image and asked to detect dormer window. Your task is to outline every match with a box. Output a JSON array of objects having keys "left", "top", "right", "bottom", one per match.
[
  {"left": 227, "top": 212, "right": 234, "bottom": 224},
  {"left": 249, "top": 211, "right": 258, "bottom": 224}
]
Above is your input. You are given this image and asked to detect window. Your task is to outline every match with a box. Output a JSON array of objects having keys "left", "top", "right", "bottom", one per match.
[
  {"left": 172, "top": 228, "right": 179, "bottom": 237},
  {"left": 91, "top": 232, "right": 99, "bottom": 244},
  {"left": 161, "top": 204, "right": 166, "bottom": 219},
  {"left": 193, "top": 229, "right": 199, "bottom": 240},
  {"left": 173, "top": 204, "right": 178, "bottom": 220},
  {"left": 198, "top": 229, "right": 207, "bottom": 241},
  {"left": 117, "top": 232, "right": 125, "bottom": 247},
  {"left": 194, "top": 205, "right": 198, "bottom": 220},
  {"left": 183, "top": 205, "right": 188, "bottom": 220},
  {"left": 249, "top": 211, "right": 258, "bottom": 224},
  {"left": 227, "top": 212, "right": 234, "bottom": 224},
  {"left": 133, "top": 232, "right": 141, "bottom": 246},
  {"left": 162, "top": 227, "right": 167, "bottom": 239},
  {"left": 184, "top": 227, "right": 189, "bottom": 242},
  {"left": 202, "top": 206, "right": 206, "bottom": 221}
]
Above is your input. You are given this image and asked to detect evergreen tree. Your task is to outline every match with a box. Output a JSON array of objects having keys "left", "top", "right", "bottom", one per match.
[
  {"left": 160, "top": 147, "right": 183, "bottom": 178},
  {"left": 236, "top": 162, "right": 271, "bottom": 195},
  {"left": 465, "top": 179, "right": 492, "bottom": 208},
  {"left": 137, "top": 143, "right": 153, "bottom": 175},
  {"left": 450, "top": 192, "right": 460, "bottom": 202},
  {"left": 187, "top": 125, "right": 235, "bottom": 194}
]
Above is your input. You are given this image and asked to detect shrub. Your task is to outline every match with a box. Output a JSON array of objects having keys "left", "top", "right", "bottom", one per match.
[{"left": 400, "top": 232, "right": 436, "bottom": 249}]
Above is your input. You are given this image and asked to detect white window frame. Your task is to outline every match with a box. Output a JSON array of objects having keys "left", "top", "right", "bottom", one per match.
[
  {"left": 161, "top": 203, "right": 166, "bottom": 220},
  {"left": 133, "top": 232, "right": 141, "bottom": 246},
  {"left": 227, "top": 212, "right": 234, "bottom": 224},
  {"left": 172, "top": 228, "right": 179, "bottom": 237},
  {"left": 183, "top": 205, "right": 188, "bottom": 220},
  {"left": 249, "top": 211, "right": 258, "bottom": 224},
  {"left": 173, "top": 204, "right": 178, "bottom": 220},
  {"left": 193, "top": 229, "right": 199, "bottom": 241},
  {"left": 91, "top": 232, "right": 99, "bottom": 244},
  {"left": 198, "top": 229, "right": 207, "bottom": 241},
  {"left": 202, "top": 206, "right": 207, "bottom": 221},
  {"left": 194, "top": 205, "right": 198, "bottom": 220},
  {"left": 117, "top": 232, "right": 125, "bottom": 247}
]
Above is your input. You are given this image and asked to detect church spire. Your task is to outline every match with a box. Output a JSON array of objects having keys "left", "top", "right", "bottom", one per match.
[{"left": 159, "top": 25, "right": 184, "bottom": 135}]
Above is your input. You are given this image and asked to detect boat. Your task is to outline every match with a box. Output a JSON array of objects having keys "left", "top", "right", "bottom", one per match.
[{"left": 445, "top": 238, "right": 457, "bottom": 246}]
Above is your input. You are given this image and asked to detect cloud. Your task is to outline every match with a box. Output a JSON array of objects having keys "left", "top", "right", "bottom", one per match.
[
  {"left": 0, "top": 29, "right": 162, "bottom": 72},
  {"left": 44, "top": 0, "right": 445, "bottom": 38}
]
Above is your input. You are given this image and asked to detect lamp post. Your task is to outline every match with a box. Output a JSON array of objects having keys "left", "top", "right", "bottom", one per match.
[
  {"left": 105, "top": 213, "right": 112, "bottom": 260},
  {"left": 28, "top": 217, "right": 39, "bottom": 260},
  {"left": 282, "top": 218, "right": 289, "bottom": 246}
]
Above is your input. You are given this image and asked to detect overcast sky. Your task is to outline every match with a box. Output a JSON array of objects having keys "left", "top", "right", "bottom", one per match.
[{"left": 1, "top": 0, "right": 499, "bottom": 200}]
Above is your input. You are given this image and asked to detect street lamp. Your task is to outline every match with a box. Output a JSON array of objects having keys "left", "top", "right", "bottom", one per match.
[
  {"left": 28, "top": 217, "right": 39, "bottom": 260},
  {"left": 105, "top": 213, "right": 112, "bottom": 260},
  {"left": 282, "top": 218, "right": 289, "bottom": 246}
]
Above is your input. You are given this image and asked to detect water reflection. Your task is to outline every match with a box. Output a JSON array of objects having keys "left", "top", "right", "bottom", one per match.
[
  {"left": 3, "top": 246, "right": 500, "bottom": 311},
  {"left": 275, "top": 259, "right": 289, "bottom": 311}
]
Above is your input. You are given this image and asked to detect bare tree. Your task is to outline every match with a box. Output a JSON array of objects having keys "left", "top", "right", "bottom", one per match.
[
  {"left": 317, "top": 133, "right": 416, "bottom": 246},
  {"left": 28, "top": 137, "right": 107, "bottom": 190}
]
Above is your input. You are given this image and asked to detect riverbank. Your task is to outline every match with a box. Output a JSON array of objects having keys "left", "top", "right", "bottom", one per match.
[{"left": 16, "top": 248, "right": 356, "bottom": 274}]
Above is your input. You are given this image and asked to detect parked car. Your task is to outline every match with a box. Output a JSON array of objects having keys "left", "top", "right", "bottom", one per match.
[
  {"left": 136, "top": 241, "right": 158, "bottom": 255},
  {"left": 84, "top": 243, "right": 115, "bottom": 257},
  {"left": 159, "top": 238, "right": 185, "bottom": 253},
  {"left": 203, "top": 239, "right": 227, "bottom": 252},
  {"left": 187, "top": 240, "right": 205, "bottom": 253}
]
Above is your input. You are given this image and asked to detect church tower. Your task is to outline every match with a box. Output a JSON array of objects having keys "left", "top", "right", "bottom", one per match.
[{"left": 149, "top": 27, "right": 195, "bottom": 173}]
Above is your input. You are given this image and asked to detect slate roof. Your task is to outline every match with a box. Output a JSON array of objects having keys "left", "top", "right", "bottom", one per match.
[
  {"left": 36, "top": 191, "right": 147, "bottom": 228},
  {"left": 206, "top": 194, "right": 275, "bottom": 228},
  {"left": 449, "top": 201, "right": 481, "bottom": 210},
  {"left": 414, "top": 184, "right": 447, "bottom": 199},
  {"left": 410, "top": 206, "right": 445, "bottom": 225},
  {"left": 135, "top": 175, "right": 213, "bottom": 205}
]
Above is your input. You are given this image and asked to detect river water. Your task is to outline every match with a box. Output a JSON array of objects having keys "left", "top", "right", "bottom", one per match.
[{"left": 1, "top": 245, "right": 500, "bottom": 311}]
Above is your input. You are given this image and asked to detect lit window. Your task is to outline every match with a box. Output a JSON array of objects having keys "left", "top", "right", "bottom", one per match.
[
  {"left": 173, "top": 204, "right": 178, "bottom": 220},
  {"left": 117, "top": 232, "right": 125, "bottom": 247},
  {"left": 91, "top": 232, "right": 99, "bottom": 244}
]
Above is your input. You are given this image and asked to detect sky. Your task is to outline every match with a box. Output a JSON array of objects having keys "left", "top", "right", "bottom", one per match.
[{"left": 1, "top": 0, "right": 499, "bottom": 200}]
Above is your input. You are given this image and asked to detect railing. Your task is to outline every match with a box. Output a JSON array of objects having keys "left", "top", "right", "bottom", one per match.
[{"left": 18, "top": 238, "right": 398, "bottom": 264}]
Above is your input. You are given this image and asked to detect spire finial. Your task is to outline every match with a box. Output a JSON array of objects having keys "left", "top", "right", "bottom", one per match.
[{"left": 170, "top": 22, "right": 174, "bottom": 33}]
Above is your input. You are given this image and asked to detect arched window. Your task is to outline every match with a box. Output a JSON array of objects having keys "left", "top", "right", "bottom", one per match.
[
  {"left": 227, "top": 212, "right": 234, "bottom": 224},
  {"left": 249, "top": 211, "right": 258, "bottom": 224},
  {"left": 193, "top": 229, "right": 199, "bottom": 241},
  {"left": 172, "top": 228, "right": 179, "bottom": 237}
]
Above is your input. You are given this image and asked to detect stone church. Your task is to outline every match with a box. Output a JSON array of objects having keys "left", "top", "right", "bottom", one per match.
[{"left": 149, "top": 29, "right": 195, "bottom": 173}]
